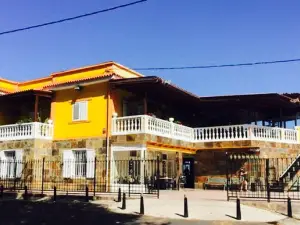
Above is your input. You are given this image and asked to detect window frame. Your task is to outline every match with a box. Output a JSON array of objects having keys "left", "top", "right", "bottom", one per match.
[
  {"left": 72, "top": 101, "right": 88, "bottom": 121},
  {"left": 63, "top": 148, "right": 95, "bottom": 179},
  {"left": 0, "top": 149, "right": 23, "bottom": 179},
  {"left": 73, "top": 150, "right": 87, "bottom": 178}
]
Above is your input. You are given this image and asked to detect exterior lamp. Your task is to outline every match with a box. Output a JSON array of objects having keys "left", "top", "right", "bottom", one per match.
[{"left": 74, "top": 85, "right": 82, "bottom": 91}]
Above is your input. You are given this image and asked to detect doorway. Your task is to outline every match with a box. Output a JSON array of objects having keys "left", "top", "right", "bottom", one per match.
[{"left": 182, "top": 158, "right": 194, "bottom": 188}]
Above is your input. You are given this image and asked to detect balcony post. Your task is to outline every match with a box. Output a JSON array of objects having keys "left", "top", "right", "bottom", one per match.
[
  {"left": 142, "top": 115, "right": 148, "bottom": 133},
  {"left": 281, "top": 128, "right": 285, "bottom": 142},
  {"left": 169, "top": 118, "right": 174, "bottom": 138},
  {"left": 112, "top": 113, "right": 117, "bottom": 134},
  {"left": 32, "top": 122, "right": 39, "bottom": 139},
  {"left": 248, "top": 125, "right": 254, "bottom": 140}
]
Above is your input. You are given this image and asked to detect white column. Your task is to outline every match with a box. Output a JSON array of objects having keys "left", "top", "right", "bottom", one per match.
[
  {"left": 32, "top": 122, "right": 39, "bottom": 139},
  {"left": 140, "top": 147, "right": 146, "bottom": 194},
  {"left": 169, "top": 117, "right": 174, "bottom": 139}
]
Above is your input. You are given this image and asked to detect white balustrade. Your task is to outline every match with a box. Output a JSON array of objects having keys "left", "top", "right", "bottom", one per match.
[
  {"left": 173, "top": 123, "right": 195, "bottom": 141},
  {"left": 0, "top": 122, "right": 53, "bottom": 141},
  {"left": 112, "top": 115, "right": 300, "bottom": 144},
  {"left": 194, "top": 125, "right": 249, "bottom": 142}
]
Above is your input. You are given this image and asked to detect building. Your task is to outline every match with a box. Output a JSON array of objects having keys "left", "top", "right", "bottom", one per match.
[{"left": 0, "top": 61, "right": 300, "bottom": 192}]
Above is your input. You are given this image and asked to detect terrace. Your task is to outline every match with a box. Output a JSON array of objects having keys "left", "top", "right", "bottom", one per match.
[
  {"left": 0, "top": 90, "right": 53, "bottom": 141},
  {"left": 112, "top": 114, "right": 299, "bottom": 144},
  {"left": 110, "top": 77, "right": 300, "bottom": 146}
]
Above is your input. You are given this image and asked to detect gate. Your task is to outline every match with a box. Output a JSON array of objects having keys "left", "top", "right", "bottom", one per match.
[{"left": 226, "top": 153, "right": 300, "bottom": 201}]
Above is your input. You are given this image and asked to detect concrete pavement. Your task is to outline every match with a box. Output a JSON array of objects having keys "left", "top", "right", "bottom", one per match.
[{"left": 93, "top": 190, "right": 287, "bottom": 223}]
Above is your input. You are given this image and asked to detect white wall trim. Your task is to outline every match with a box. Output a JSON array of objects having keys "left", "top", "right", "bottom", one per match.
[{"left": 111, "top": 144, "right": 146, "bottom": 152}]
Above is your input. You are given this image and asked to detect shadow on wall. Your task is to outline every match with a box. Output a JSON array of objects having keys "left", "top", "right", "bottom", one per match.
[{"left": 0, "top": 200, "right": 148, "bottom": 225}]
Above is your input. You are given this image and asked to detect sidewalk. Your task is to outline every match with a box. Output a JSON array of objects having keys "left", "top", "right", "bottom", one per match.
[{"left": 92, "top": 190, "right": 287, "bottom": 223}]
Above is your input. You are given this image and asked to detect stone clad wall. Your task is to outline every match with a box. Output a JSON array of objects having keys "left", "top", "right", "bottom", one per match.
[
  {"left": 52, "top": 137, "right": 107, "bottom": 160},
  {"left": 193, "top": 144, "right": 300, "bottom": 189}
]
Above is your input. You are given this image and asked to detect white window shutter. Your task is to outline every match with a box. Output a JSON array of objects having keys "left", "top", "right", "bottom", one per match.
[
  {"left": 0, "top": 151, "right": 7, "bottom": 178},
  {"left": 63, "top": 150, "right": 75, "bottom": 178},
  {"left": 15, "top": 150, "right": 24, "bottom": 178},
  {"left": 80, "top": 102, "right": 88, "bottom": 120},
  {"left": 73, "top": 103, "right": 80, "bottom": 121},
  {"left": 86, "top": 150, "right": 95, "bottom": 178}
]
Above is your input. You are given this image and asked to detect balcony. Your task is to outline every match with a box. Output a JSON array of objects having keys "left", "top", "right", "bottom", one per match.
[
  {"left": 111, "top": 115, "right": 299, "bottom": 144},
  {"left": 0, "top": 122, "right": 53, "bottom": 141}
]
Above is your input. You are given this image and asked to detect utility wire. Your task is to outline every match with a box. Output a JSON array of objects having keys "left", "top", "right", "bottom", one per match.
[
  {"left": 0, "top": 0, "right": 147, "bottom": 36},
  {"left": 134, "top": 58, "right": 300, "bottom": 71}
]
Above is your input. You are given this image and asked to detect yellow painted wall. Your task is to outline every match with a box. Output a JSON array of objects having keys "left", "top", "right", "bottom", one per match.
[
  {"left": 18, "top": 77, "right": 52, "bottom": 91},
  {"left": 53, "top": 82, "right": 109, "bottom": 140},
  {"left": 0, "top": 79, "right": 17, "bottom": 92}
]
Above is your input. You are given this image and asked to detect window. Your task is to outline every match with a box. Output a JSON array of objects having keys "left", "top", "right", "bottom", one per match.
[
  {"left": 63, "top": 149, "right": 95, "bottom": 178},
  {"left": 74, "top": 150, "right": 87, "bottom": 177},
  {"left": 0, "top": 150, "right": 23, "bottom": 179},
  {"left": 6, "top": 151, "right": 15, "bottom": 178},
  {"left": 72, "top": 101, "right": 88, "bottom": 121}
]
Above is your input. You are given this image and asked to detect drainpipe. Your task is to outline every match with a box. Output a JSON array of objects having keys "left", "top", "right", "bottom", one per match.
[{"left": 105, "top": 83, "right": 111, "bottom": 192}]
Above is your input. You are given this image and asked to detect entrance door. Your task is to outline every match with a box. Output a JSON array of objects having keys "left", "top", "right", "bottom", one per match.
[{"left": 182, "top": 158, "right": 194, "bottom": 188}]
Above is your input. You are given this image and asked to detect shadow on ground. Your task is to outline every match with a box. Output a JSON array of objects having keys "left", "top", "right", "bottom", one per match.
[{"left": 0, "top": 199, "right": 148, "bottom": 225}]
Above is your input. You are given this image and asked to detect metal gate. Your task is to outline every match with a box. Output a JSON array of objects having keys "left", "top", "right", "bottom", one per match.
[
  {"left": 226, "top": 153, "right": 300, "bottom": 201},
  {"left": 0, "top": 157, "right": 178, "bottom": 196}
]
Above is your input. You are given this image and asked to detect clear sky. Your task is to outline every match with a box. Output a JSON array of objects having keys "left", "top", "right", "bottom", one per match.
[{"left": 0, "top": 0, "right": 299, "bottom": 96}]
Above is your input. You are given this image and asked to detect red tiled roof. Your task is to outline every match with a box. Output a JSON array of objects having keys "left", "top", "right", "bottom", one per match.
[{"left": 43, "top": 73, "right": 122, "bottom": 89}]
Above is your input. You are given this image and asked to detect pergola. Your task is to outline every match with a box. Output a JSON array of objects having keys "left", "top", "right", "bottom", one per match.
[
  {"left": 0, "top": 90, "right": 52, "bottom": 124},
  {"left": 110, "top": 77, "right": 300, "bottom": 128}
]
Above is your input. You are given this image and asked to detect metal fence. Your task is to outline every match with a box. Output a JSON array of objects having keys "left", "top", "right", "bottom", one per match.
[
  {"left": 226, "top": 153, "right": 300, "bottom": 201},
  {"left": 0, "top": 157, "right": 178, "bottom": 196}
]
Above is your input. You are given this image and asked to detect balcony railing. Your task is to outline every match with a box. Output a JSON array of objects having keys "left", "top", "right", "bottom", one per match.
[
  {"left": 0, "top": 122, "right": 53, "bottom": 141},
  {"left": 112, "top": 115, "right": 299, "bottom": 144}
]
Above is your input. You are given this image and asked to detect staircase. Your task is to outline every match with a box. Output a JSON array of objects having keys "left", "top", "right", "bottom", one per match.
[{"left": 278, "top": 154, "right": 300, "bottom": 191}]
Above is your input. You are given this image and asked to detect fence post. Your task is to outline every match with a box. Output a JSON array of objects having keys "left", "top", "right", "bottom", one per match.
[
  {"left": 266, "top": 158, "right": 271, "bottom": 202},
  {"left": 226, "top": 152, "right": 229, "bottom": 201},
  {"left": 157, "top": 155, "right": 160, "bottom": 199},
  {"left": 24, "top": 185, "right": 28, "bottom": 200},
  {"left": 41, "top": 158, "right": 45, "bottom": 195},
  {"left": 129, "top": 179, "right": 131, "bottom": 198},
  {"left": 0, "top": 184, "right": 3, "bottom": 198},
  {"left": 13, "top": 158, "right": 17, "bottom": 191},
  {"left": 85, "top": 185, "right": 89, "bottom": 202},
  {"left": 93, "top": 157, "right": 96, "bottom": 197},
  {"left": 53, "top": 186, "right": 57, "bottom": 202}
]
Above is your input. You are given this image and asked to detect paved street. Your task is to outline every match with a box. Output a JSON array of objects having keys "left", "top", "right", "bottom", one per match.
[
  {"left": 0, "top": 199, "right": 296, "bottom": 225},
  {"left": 96, "top": 190, "right": 286, "bottom": 223},
  {"left": 0, "top": 190, "right": 299, "bottom": 224}
]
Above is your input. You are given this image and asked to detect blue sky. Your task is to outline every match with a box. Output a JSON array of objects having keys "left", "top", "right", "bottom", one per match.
[{"left": 0, "top": 0, "right": 299, "bottom": 96}]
